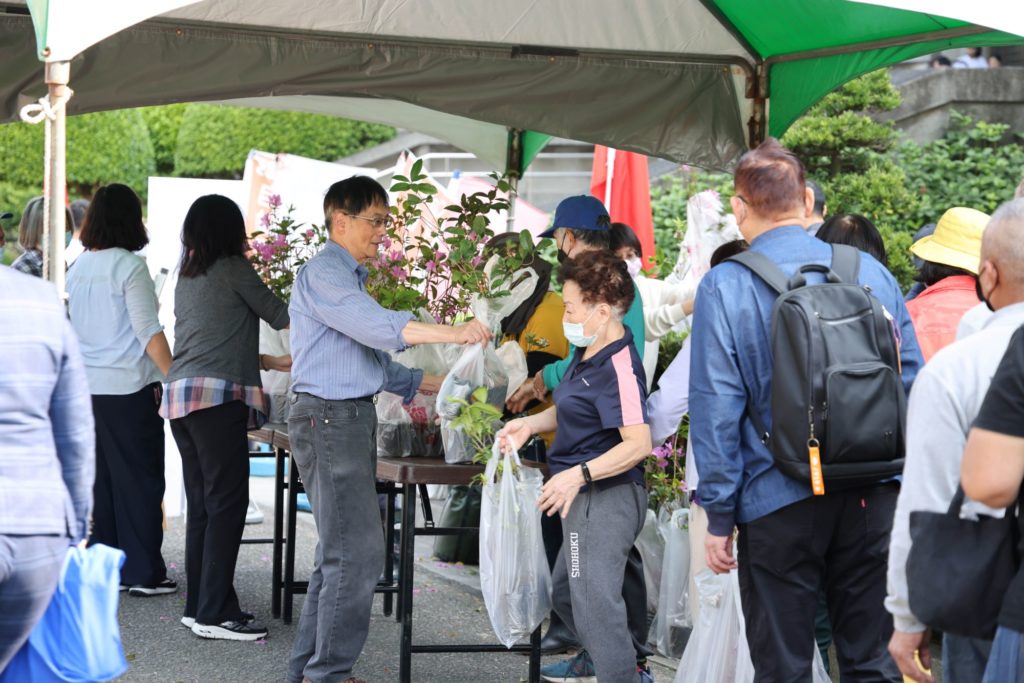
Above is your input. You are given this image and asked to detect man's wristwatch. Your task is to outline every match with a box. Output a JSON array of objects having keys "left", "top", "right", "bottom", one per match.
[{"left": 579, "top": 462, "right": 593, "bottom": 485}]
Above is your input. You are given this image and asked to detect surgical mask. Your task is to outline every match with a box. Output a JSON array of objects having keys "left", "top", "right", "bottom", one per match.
[
  {"left": 625, "top": 256, "right": 642, "bottom": 279},
  {"left": 975, "top": 273, "right": 995, "bottom": 312},
  {"left": 563, "top": 307, "right": 599, "bottom": 347}
]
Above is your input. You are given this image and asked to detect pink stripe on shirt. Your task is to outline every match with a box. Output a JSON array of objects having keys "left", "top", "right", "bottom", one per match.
[{"left": 611, "top": 348, "right": 644, "bottom": 426}]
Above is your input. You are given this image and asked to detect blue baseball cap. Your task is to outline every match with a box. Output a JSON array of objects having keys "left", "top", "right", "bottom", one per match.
[{"left": 540, "top": 195, "right": 611, "bottom": 238}]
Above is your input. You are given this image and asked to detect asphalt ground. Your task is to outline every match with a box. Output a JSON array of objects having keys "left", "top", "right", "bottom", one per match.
[{"left": 111, "top": 479, "right": 677, "bottom": 683}]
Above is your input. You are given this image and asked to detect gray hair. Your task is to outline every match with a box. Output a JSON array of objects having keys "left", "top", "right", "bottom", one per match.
[
  {"left": 983, "top": 198, "right": 1024, "bottom": 287},
  {"left": 18, "top": 196, "right": 75, "bottom": 251},
  {"left": 18, "top": 197, "right": 44, "bottom": 251}
]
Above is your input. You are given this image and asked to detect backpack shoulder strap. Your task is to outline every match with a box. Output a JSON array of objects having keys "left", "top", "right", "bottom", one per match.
[
  {"left": 830, "top": 244, "right": 861, "bottom": 284},
  {"left": 727, "top": 251, "right": 789, "bottom": 295}
]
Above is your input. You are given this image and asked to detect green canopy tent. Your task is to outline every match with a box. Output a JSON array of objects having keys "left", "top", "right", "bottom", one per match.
[{"left": 2, "top": 0, "right": 1022, "bottom": 285}]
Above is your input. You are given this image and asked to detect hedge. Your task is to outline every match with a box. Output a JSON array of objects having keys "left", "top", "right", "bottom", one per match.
[
  {"left": 173, "top": 104, "right": 396, "bottom": 178},
  {"left": 0, "top": 109, "right": 155, "bottom": 198}
]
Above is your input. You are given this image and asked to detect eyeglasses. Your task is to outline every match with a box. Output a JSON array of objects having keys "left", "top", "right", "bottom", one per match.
[{"left": 344, "top": 212, "right": 393, "bottom": 229}]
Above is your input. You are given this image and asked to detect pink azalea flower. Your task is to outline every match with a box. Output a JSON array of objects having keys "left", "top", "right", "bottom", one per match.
[
  {"left": 260, "top": 212, "right": 271, "bottom": 228},
  {"left": 382, "top": 236, "right": 392, "bottom": 249},
  {"left": 655, "top": 456, "right": 669, "bottom": 470},
  {"left": 390, "top": 250, "right": 404, "bottom": 263},
  {"left": 471, "top": 254, "right": 483, "bottom": 267},
  {"left": 305, "top": 229, "right": 315, "bottom": 240},
  {"left": 273, "top": 233, "right": 287, "bottom": 247},
  {"left": 390, "top": 265, "right": 404, "bottom": 278},
  {"left": 268, "top": 194, "right": 282, "bottom": 209},
  {"left": 425, "top": 260, "right": 436, "bottom": 273},
  {"left": 397, "top": 270, "right": 408, "bottom": 283}
]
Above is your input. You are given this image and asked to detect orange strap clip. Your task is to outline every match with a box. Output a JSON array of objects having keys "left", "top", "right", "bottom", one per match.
[{"left": 808, "top": 438, "right": 825, "bottom": 496}]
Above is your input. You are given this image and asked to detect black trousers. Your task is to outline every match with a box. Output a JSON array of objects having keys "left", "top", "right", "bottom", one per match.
[
  {"left": 90, "top": 384, "right": 167, "bottom": 586},
  {"left": 170, "top": 401, "right": 249, "bottom": 624},
  {"left": 737, "top": 483, "right": 902, "bottom": 683}
]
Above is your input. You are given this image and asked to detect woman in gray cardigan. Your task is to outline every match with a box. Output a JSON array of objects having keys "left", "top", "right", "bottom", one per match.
[{"left": 162, "top": 194, "right": 290, "bottom": 641}]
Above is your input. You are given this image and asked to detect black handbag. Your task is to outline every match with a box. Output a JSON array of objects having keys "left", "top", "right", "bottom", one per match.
[{"left": 907, "top": 485, "right": 1019, "bottom": 639}]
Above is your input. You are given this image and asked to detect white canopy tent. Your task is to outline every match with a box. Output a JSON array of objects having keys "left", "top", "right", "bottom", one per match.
[{"left": 4, "top": 0, "right": 1023, "bottom": 290}]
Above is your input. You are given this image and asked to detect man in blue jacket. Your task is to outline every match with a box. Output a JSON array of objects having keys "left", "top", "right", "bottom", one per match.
[
  {"left": 689, "top": 139, "right": 922, "bottom": 682},
  {"left": 0, "top": 265, "right": 95, "bottom": 669}
]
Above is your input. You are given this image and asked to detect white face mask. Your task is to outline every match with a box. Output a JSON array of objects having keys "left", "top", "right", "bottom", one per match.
[
  {"left": 625, "top": 256, "right": 642, "bottom": 279},
  {"left": 563, "top": 307, "right": 600, "bottom": 347}
]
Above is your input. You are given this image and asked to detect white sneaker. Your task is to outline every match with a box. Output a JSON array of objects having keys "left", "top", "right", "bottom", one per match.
[
  {"left": 181, "top": 616, "right": 195, "bottom": 629},
  {"left": 245, "top": 498, "right": 264, "bottom": 525}
]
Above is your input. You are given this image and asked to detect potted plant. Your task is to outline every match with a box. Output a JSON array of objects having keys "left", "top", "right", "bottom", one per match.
[{"left": 247, "top": 193, "right": 327, "bottom": 423}]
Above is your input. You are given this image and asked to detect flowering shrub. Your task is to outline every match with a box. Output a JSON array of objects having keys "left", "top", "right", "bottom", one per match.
[
  {"left": 365, "top": 159, "right": 535, "bottom": 325},
  {"left": 248, "top": 193, "right": 328, "bottom": 301},
  {"left": 646, "top": 415, "right": 689, "bottom": 511}
]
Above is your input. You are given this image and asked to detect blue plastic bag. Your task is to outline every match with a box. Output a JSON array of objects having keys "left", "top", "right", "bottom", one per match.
[{"left": 1, "top": 544, "right": 128, "bottom": 683}]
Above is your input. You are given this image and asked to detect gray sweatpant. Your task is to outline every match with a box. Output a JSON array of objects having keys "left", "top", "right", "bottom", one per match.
[
  {"left": 553, "top": 480, "right": 647, "bottom": 683},
  {"left": 286, "top": 394, "right": 385, "bottom": 683}
]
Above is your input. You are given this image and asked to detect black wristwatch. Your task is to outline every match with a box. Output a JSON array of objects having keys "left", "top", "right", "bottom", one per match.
[{"left": 579, "top": 462, "right": 593, "bottom": 484}]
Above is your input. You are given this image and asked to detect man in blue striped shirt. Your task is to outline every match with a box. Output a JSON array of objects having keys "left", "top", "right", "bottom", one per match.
[
  {"left": 287, "top": 176, "right": 490, "bottom": 683},
  {"left": 0, "top": 265, "right": 95, "bottom": 670}
]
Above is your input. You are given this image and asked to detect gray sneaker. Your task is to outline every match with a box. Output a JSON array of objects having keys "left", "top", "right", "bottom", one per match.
[{"left": 540, "top": 650, "right": 596, "bottom": 682}]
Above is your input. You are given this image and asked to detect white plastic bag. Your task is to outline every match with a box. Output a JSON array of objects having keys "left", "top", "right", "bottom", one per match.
[
  {"left": 495, "top": 341, "right": 528, "bottom": 400},
  {"left": 436, "top": 344, "right": 509, "bottom": 463},
  {"left": 259, "top": 320, "right": 291, "bottom": 423},
  {"left": 635, "top": 508, "right": 665, "bottom": 618},
  {"left": 479, "top": 439, "right": 552, "bottom": 648},
  {"left": 675, "top": 569, "right": 830, "bottom": 683},
  {"left": 667, "top": 190, "right": 742, "bottom": 293},
  {"left": 654, "top": 506, "right": 692, "bottom": 657}
]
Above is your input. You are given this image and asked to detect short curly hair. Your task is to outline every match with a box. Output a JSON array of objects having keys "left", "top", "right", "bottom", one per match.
[{"left": 557, "top": 250, "right": 635, "bottom": 316}]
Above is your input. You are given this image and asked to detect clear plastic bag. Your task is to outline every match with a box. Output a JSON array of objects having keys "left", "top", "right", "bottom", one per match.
[
  {"left": 479, "top": 439, "right": 552, "bottom": 648},
  {"left": 674, "top": 569, "right": 830, "bottom": 683},
  {"left": 436, "top": 344, "right": 509, "bottom": 463},
  {"left": 495, "top": 341, "right": 528, "bottom": 401},
  {"left": 635, "top": 508, "right": 665, "bottom": 622},
  {"left": 654, "top": 506, "right": 692, "bottom": 658},
  {"left": 259, "top": 319, "right": 292, "bottom": 423}
]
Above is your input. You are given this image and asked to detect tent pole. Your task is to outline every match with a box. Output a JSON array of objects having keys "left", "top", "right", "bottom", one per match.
[
  {"left": 505, "top": 128, "right": 524, "bottom": 233},
  {"left": 747, "top": 62, "right": 768, "bottom": 148},
  {"left": 43, "top": 61, "right": 70, "bottom": 294}
]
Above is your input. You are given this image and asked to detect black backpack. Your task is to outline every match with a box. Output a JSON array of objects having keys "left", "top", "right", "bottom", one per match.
[{"left": 728, "top": 245, "right": 906, "bottom": 492}]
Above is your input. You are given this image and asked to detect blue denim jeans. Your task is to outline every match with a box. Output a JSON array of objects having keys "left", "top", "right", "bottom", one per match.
[
  {"left": 982, "top": 626, "right": 1024, "bottom": 683},
  {"left": 286, "top": 394, "right": 384, "bottom": 683}
]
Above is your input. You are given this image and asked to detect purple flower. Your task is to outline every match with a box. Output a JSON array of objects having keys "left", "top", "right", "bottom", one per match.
[
  {"left": 260, "top": 212, "right": 271, "bottom": 228},
  {"left": 390, "top": 265, "right": 404, "bottom": 278},
  {"left": 425, "top": 260, "right": 436, "bottom": 273},
  {"left": 655, "top": 456, "right": 669, "bottom": 470},
  {"left": 471, "top": 254, "right": 483, "bottom": 267},
  {"left": 382, "top": 236, "right": 392, "bottom": 249},
  {"left": 268, "top": 194, "right": 282, "bottom": 209},
  {"left": 305, "top": 229, "right": 315, "bottom": 240},
  {"left": 273, "top": 233, "right": 287, "bottom": 247},
  {"left": 397, "top": 270, "right": 408, "bottom": 283},
  {"left": 390, "top": 250, "right": 404, "bottom": 263}
]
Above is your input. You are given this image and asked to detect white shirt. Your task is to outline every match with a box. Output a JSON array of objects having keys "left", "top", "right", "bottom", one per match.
[
  {"left": 956, "top": 301, "right": 992, "bottom": 340},
  {"left": 885, "top": 302, "right": 1024, "bottom": 633},
  {"left": 64, "top": 237, "right": 84, "bottom": 266},
  {"left": 633, "top": 275, "right": 694, "bottom": 389}
]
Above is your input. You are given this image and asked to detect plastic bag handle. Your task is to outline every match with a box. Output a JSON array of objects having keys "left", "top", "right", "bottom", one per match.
[{"left": 485, "top": 434, "right": 526, "bottom": 484}]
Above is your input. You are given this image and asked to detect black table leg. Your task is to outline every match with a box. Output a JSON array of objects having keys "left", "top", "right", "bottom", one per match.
[
  {"left": 529, "top": 625, "right": 542, "bottom": 683},
  {"left": 283, "top": 453, "right": 300, "bottom": 624},
  {"left": 383, "top": 483, "right": 396, "bottom": 618},
  {"left": 271, "top": 446, "right": 285, "bottom": 619},
  {"left": 399, "top": 482, "right": 417, "bottom": 683}
]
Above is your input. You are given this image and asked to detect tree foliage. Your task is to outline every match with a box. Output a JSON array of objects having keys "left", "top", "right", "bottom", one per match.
[
  {"left": 174, "top": 104, "right": 395, "bottom": 178},
  {"left": 0, "top": 109, "right": 155, "bottom": 198},
  {"left": 140, "top": 104, "right": 188, "bottom": 175}
]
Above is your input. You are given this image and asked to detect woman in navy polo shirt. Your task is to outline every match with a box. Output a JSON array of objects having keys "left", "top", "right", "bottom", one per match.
[{"left": 499, "top": 250, "right": 653, "bottom": 683}]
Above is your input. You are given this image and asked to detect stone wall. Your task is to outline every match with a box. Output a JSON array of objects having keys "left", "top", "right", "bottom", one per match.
[{"left": 880, "top": 68, "right": 1024, "bottom": 144}]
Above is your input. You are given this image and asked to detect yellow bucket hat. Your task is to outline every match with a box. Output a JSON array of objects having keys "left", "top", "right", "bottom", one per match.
[{"left": 910, "top": 207, "right": 989, "bottom": 275}]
